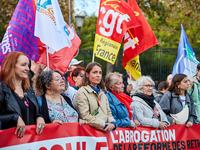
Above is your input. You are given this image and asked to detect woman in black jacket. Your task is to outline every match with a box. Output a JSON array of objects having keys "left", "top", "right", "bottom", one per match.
[
  {"left": 33, "top": 70, "right": 86, "bottom": 125},
  {"left": 0, "top": 52, "right": 45, "bottom": 138}
]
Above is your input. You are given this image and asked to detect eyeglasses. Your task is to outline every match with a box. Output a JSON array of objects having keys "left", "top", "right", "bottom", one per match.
[
  {"left": 79, "top": 74, "right": 84, "bottom": 78},
  {"left": 53, "top": 77, "right": 65, "bottom": 81},
  {"left": 144, "top": 84, "right": 154, "bottom": 89}
]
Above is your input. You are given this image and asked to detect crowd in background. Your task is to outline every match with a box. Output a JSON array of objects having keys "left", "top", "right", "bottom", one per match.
[{"left": 0, "top": 51, "right": 199, "bottom": 138}]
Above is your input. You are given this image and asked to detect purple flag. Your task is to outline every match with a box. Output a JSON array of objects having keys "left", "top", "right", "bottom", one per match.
[{"left": 0, "top": 0, "right": 39, "bottom": 64}]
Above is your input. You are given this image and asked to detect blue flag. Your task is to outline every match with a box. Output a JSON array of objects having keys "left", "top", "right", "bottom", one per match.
[
  {"left": 0, "top": 0, "right": 39, "bottom": 65},
  {"left": 172, "top": 24, "right": 199, "bottom": 79}
]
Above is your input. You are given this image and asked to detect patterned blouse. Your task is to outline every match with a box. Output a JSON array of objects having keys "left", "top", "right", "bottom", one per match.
[{"left": 47, "top": 98, "right": 78, "bottom": 123}]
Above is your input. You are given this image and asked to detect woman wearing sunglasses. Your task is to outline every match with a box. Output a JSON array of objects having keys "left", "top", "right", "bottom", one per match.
[
  {"left": 33, "top": 70, "right": 86, "bottom": 125},
  {"left": 131, "top": 76, "right": 170, "bottom": 129},
  {"left": 71, "top": 67, "right": 85, "bottom": 90}
]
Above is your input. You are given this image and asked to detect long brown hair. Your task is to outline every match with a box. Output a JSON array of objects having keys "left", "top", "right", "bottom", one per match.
[
  {"left": 0, "top": 51, "right": 30, "bottom": 91},
  {"left": 168, "top": 73, "right": 187, "bottom": 95},
  {"left": 82, "top": 62, "right": 105, "bottom": 89}
]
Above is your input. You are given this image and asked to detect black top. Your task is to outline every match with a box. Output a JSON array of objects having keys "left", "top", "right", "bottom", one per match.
[
  {"left": 12, "top": 91, "right": 36, "bottom": 125},
  {"left": 123, "top": 75, "right": 130, "bottom": 96},
  {"left": 28, "top": 70, "right": 35, "bottom": 87}
]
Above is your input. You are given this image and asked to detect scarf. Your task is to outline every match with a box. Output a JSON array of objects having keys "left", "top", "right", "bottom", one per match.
[
  {"left": 89, "top": 85, "right": 101, "bottom": 94},
  {"left": 135, "top": 93, "right": 155, "bottom": 109},
  {"left": 111, "top": 90, "right": 133, "bottom": 120}
]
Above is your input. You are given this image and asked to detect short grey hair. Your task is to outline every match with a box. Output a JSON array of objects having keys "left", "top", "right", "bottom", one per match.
[
  {"left": 105, "top": 72, "right": 123, "bottom": 91},
  {"left": 132, "top": 76, "right": 155, "bottom": 95}
]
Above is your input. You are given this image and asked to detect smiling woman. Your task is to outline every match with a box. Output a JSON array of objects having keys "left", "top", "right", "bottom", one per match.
[{"left": 0, "top": 51, "right": 45, "bottom": 138}]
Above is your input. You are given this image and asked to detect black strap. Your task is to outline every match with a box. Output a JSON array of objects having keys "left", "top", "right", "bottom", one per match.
[{"left": 24, "top": 93, "right": 29, "bottom": 125}]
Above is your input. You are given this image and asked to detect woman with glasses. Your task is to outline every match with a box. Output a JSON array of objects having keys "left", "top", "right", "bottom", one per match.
[
  {"left": 33, "top": 70, "right": 86, "bottom": 125},
  {"left": 105, "top": 72, "right": 140, "bottom": 128},
  {"left": 71, "top": 67, "right": 85, "bottom": 90},
  {"left": 159, "top": 73, "right": 196, "bottom": 127},
  {"left": 131, "top": 76, "right": 170, "bottom": 129},
  {"left": 74, "top": 62, "right": 117, "bottom": 132}
]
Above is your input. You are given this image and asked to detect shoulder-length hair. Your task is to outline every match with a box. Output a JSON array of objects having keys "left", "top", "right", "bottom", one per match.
[
  {"left": 168, "top": 73, "right": 187, "bottom": 95},
  {"left": 33, "top": 70, "right": 68, "bottom": 96},
  {"left": 0, "top": 51, "right": 30, "bottom": 91},
  {"left": 133, "top": 76, "right": 155, "bottom": 95},
  {"left": 82, "top": 62, "right": 105, "bottom": 89}
]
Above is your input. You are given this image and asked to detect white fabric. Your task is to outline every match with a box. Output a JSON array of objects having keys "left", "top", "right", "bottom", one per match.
[
  {"left": 35, "top": 0, "right": 72, "bottom": 53},
  {"left": 170, "top": 105, "right": 189, "bottom": 124}
]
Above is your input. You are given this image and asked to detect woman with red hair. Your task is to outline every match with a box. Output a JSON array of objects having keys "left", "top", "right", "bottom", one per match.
[{"left": 0, "top": 52, "right": 45, "bottom": 138}]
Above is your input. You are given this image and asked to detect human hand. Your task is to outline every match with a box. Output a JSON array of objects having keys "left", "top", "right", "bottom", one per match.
[
  {"left": 36, "top": 117, "right": 45, "bottom": 135},
  {"left": 186, "top": 121, "right": 193, "bottom": 128},
  {"left": 52, "top": 119, "right": 63, "bottom": 125},
  {"left": 171, "top": 119, "right": 176, "bottom": 125},
  {"left": 130, "top": 120, "right": 136, "bottom": 128},
  {"left": 127, "top": 84, "right": 133, "bottom": 94},
  {"left": 79, "top": 119, "right": 87, "bottom": 126},
  {"left": 15, "top": 116, "right": 26, "bottom": 138},
  {"left": 103, "top": 123, "right": 115, "bottom": 133},
  {"left": 133, "top": 120, "right": 140, "bottom": 128},
  {"left": 159, "top": 121, "right": 168, "bottom": 130}
]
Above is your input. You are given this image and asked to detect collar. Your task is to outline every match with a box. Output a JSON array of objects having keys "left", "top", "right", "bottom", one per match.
[{"left": 89, "top": 85, "right": 100, "bottom": 94}]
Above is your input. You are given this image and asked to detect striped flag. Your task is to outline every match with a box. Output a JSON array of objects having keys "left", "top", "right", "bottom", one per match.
[{"left": 0, "top": 0, "right": 39, "bottom": 64}]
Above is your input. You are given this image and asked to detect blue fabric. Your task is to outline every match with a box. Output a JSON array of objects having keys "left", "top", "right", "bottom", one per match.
[
  {"left": 106, "top": 91, "right": 131, "bottom": 127},
  {"left": 0, "top": 121, "right": 2, "bottom": 130},
  {"left": 103, "top": 121, "right": 117, "bottom": 131},
  {"left": 172, "top": 24, "right": 199, "bottom": 79},
  {"left": 89, "top": 85, "right": 100, "bottom": 94}
]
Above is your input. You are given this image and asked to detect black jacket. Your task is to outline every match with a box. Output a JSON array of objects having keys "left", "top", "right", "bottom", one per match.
[
  {"left": 123, "top": 75, "right": 130, "bottom": 96},
  {"left": 39, "top": 93, "right": 76, "bottom": 123},
  {"left": 0, "top": 81, "right": 41, "bottom": 129}
]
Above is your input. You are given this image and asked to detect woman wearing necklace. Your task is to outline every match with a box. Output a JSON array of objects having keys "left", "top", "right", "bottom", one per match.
[
  {"left": 33, "top": 70, "right": 86, "bottom": 125},
  {"left": 74, "top": 62, "right": 117, "bottom": 132},
  {"left": 0, "top": 52, "right": 45, "bottom": 138}
]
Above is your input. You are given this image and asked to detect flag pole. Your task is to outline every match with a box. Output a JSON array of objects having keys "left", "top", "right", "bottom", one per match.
[
  {"left": 129, "top": 61, "right": 132, "bottom": 81},
  {"left": 46, "top": 45, "right": 49, "bottom": 71},
  {"left": 92, "top": 53, "right": 95, "bottom": 62},
  {"left": 187, "top": 57, "right": 192, "bottom": 77}
]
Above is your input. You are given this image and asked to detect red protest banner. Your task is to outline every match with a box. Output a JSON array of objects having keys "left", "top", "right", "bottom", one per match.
[{"left": 0, "top": 123, "right": 200, "bottom": 150}]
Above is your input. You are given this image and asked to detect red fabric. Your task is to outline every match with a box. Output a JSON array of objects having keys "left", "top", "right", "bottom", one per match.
[
  {"left": 38, "top": 24, "right": 81, "bottom": 75},
  {"left": 111, "top": 91, "right": 133, "bottom": 120},
  {"left": 67, "top": 76, "right": 75, "bottom": 86},
  {"left": 123, "top": 0, "right": 158, "bottom": 68}
]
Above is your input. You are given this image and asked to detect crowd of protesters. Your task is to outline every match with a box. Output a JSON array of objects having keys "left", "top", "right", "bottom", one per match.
[{"left": 0, "top": 51, "right": 198, "bottom": 138}]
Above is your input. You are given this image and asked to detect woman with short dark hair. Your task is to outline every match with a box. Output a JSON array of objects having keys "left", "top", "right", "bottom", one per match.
[{"left": 159, "top": 73, "right": 197, "bottom": 127}]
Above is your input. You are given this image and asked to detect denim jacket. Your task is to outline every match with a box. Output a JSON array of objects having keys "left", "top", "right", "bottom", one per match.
[{"left": 106, "top": 91, "right": 131, "bottom": 127}]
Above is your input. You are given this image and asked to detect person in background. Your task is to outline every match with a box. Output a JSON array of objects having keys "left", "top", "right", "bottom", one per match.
[
  {"left": 188, "top": 63, "right": 200, "bottom": 124},
  {"left": 105, "top": 72, "right": 140, "bottom": 128},
  {"left": 159, "top": 73, "right": 196, "bottom": 127},
  {"left": 0, "top": 52, "right": 45, "bottom": 138},
  {"left": 64, "top": 59, "right": 84, "bottom": 86},
  {"left": 74, "top": 62, "right": 117, "bottom": 132},
  {"left": 153, "top": 81, "right": 169, "bottom": 103},
  {"left": 131, "top": 76, "right": 169, "bottom": 129},
  {"left": 166, "top": 74, "right": 172, "bottom": 85},
  {"left": 28, "top": 61, "right": 46, "bottom": 87},
  {"left": 123, "top": 71, "right": 137, "bottom": 97},
  {"left": 71, "top": 67, "right": 85, "bottom": 90},
  {"left": 33, "top": 70, "right": 86, "bottom": 125},
  {"left": 154, "top": 79, "right": 159, "bottom": 90}
]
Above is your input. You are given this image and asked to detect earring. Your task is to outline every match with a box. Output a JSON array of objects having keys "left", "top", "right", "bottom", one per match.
[
  {"left": 178, "top": 86, "right": 179, "bottom": 88},
  {"left": 11, "top": 78, "right": 13, "bottom": 84}
]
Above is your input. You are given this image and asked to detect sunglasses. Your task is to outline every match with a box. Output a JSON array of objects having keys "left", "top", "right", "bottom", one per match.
[{"left": 79, "top": 74, "right": 84, "bottom": 77}]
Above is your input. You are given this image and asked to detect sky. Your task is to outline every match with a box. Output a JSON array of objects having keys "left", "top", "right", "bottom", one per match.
[{"left": 74, "top": 0, "right": 100, "bottom": 16}]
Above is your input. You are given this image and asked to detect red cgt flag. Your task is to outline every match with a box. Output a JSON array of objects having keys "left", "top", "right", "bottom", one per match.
[{"left": 123, "top": 0, "right": 158, "bottom": 68}]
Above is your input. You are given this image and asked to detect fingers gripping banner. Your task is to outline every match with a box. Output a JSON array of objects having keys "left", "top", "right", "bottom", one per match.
[{"left": 1, "top": 123, "right": 200, "bottom": 150}]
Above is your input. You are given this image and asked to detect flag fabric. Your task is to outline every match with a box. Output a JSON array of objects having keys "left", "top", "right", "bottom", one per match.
[
  {"left": 35, "top": 0, "right": 81, "bottom": 74},
  {"left": 0, "top": 0, "right": 39, "bottom": 65},
  {"left": 93, "top": 0, "right": 141, "bottom": 64},
  {"left": 123, "top": 0, "right": 158, "bottom": 80},
  {"left": 172, "top": 24, "right": 199, "bottom": 79}
]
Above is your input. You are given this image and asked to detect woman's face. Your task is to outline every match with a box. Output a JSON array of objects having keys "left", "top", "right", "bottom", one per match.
[
  {"left": 74, "top": 70, "right": 85, "bottom": 88},
  {"left": 86, "top": 65, "right": 102, "bottom": 88},
  {"left": 14, "top": 55, "right": 29, "bottom": 81},
  {"left": 177, "top": 77, "right": 189, "bottom": 91},
  {"left": 49, "top": 72, "right": 65, "bottom": 93},
  {"left": 112, "top": 77, "right": 124, "bottom": 94},
  {"left": 142, "top": 80, "right": 154, "bottom": 96}
]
